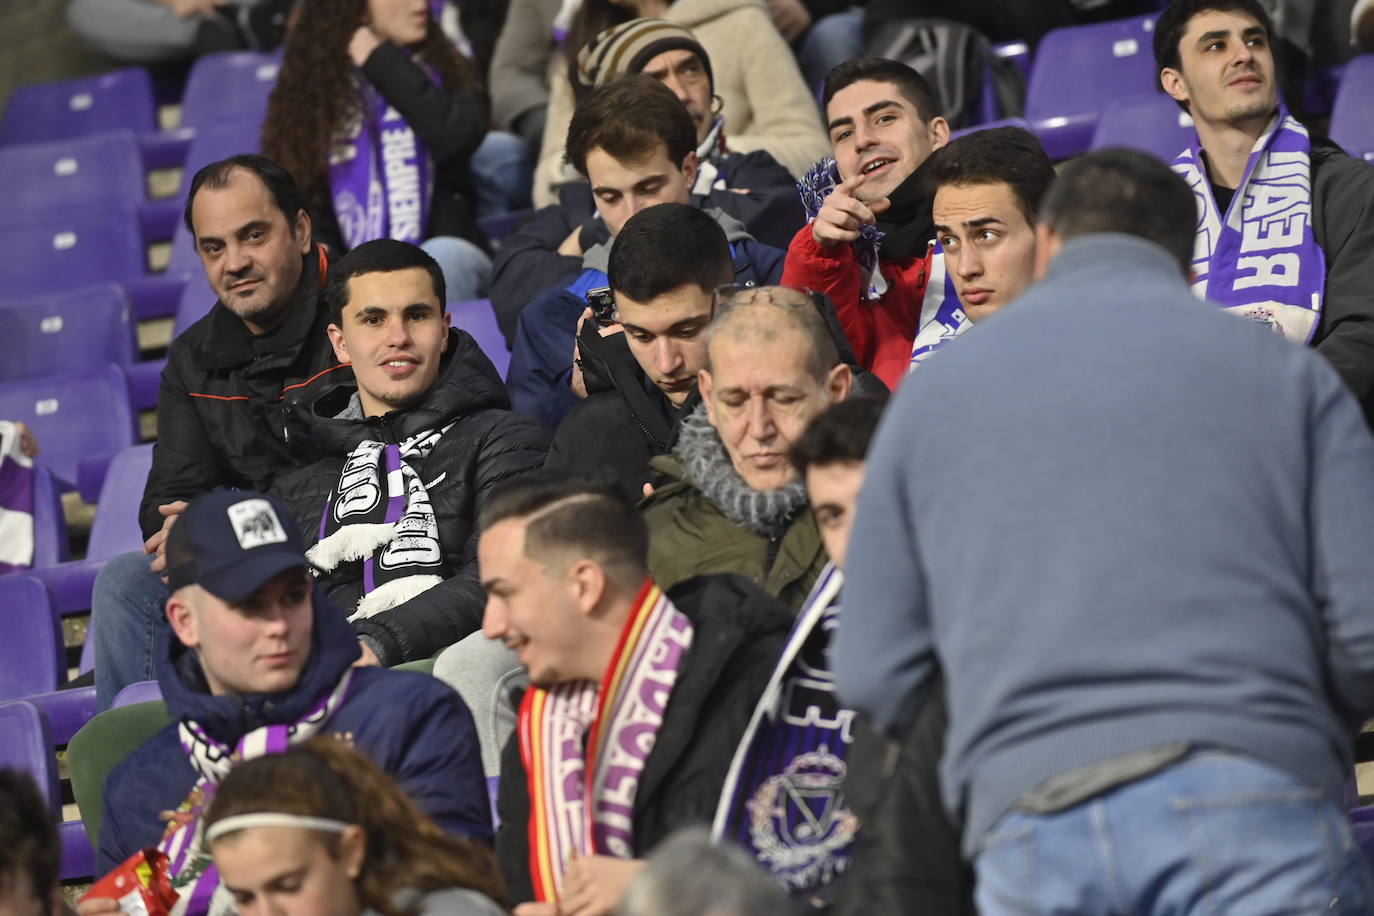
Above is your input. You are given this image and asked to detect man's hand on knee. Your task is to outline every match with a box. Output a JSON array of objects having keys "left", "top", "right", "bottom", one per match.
[{"left": 144, "top": 501, "right": 189, "bottom": 578}]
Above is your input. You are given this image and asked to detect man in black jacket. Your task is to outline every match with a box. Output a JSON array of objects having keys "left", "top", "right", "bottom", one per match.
[
  {"left": 1156, "top": 0, "right": 1374, "bottom": 424},
  {"left": 92, "top": 154, "right": 343, "bottom": 709},
  {"left": 479, "top": 473, "right": 791, "bottom": 914},
  {"left": 271, "top": 239, "right": 549, "bottom": 667}
]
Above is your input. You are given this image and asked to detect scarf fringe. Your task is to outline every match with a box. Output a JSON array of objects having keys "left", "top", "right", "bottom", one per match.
[
  {"left": 348, "top": 574, "right": 444, "bottom": 620},
  {"left": 307, "top": 523, "right": 396, "bottom": 572}
]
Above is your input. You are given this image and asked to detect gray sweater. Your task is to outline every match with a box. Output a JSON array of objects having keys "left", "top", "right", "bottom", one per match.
[{"left": 835, "top": 233, "right": 1374, "bottom": 853}]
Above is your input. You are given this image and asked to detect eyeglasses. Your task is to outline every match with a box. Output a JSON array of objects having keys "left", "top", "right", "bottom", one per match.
[{"left": 711, "top": 283, "right": 817, "bottom": 311}]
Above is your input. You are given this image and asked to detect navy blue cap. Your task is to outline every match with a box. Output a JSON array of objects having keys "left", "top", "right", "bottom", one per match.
[{"left": 165, "top": 490, "right": 307, "bottom": 602}]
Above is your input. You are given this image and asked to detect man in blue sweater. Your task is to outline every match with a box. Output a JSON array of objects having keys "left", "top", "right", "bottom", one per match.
[{"left": 835, "top": 149, "right": 1374, "bottom": 914}]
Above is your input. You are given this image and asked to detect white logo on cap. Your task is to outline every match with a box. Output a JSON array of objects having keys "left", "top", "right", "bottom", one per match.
[{"left": 227, "top": 499, "right": 288, "bottom": 550}]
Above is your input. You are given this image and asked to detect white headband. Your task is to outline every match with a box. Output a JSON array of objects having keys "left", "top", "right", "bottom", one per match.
[{"left": 205, "top": 813, "right": 352, "bottom": 844}]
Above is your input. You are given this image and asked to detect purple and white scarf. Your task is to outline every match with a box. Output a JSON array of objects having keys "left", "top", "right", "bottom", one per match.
[
  {"left": 798, "top": 157, "right": 889, "bottom": 301},
  {"left": 712, "top": 564, "right": 859, "bottom": 895},
  {"left": 908, "top": 243, "right": 972, "bottom": 370},
  {"left": 307, "top": 424, "right": 452, "bottom": 620},
  {"left": 157, "top": 670, "right": 356, "bottom": 916},
  {"left": 1172, "top": 108, "right": 1324, "bottom": 342},
  {"left": 330, "top": 72, "right": 436, "bottom": 249},
  {"left": 0, "top": 422, "right": 36, "bottom": 573}
]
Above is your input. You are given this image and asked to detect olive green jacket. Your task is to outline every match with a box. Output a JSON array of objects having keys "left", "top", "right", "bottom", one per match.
[{"left": 641, "top": 454, "right": 826, "bottom": 613}]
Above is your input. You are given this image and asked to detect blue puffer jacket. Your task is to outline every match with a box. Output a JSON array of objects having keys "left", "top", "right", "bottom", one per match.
[
  {"left": 95, "top": 586, "right": 491, "bottom": 874},
  {"left": 506, "top": 224, "right": 785, "bottom": 428}
]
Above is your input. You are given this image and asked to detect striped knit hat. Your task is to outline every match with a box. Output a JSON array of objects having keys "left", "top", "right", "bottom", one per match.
[{"left": 575, "top": 18, "right": 713, "bottom": 91}]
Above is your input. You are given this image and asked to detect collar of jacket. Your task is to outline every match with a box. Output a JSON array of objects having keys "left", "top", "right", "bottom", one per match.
[
  {"left": 1043, "top": 233, "right": 1190, "bottom": 291},
  {"left": 157, "top": 582, "right": 362, "bottom": 747},
  {"left": 194, "top": 247, "right": 328, "bottom": 372},
  {"left": 301, "top": 327, "right": 512, "bottom": 453}
]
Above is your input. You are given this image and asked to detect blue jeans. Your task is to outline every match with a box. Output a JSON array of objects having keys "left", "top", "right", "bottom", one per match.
[
  {"left": 975, "top": 752, "right": 1374, "bottom": 915},
  {"left": 468, "top": 130, "right": 531, "bottom": 217},
  {"left": 92, "top": 550, "right": 169, "bottom": 710},
  {"left": 420, "top": 236, "right": 492, "bottom": 302},
  {"left": 798, "top": 9, "right": 864, "bottom": 96}
]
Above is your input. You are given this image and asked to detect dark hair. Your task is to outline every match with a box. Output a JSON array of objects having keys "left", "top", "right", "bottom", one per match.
[
  {"left": 822, "top": 58, "right": 940, "bottom": 124},
  {"left": 925, "top": 127, "right": 1057, "bottom": 225},
  {"left": 478, "top": 471, "right": 648, "bottom": 588},
  {"left": 1039, "top": 148, "right": 1196, "bottom": 275},
  {"left": 261, "top": 0, "right": 476, "bottom": 201},
  {"left": 322, "top": 238, "right": 447, "bottom": 326},
  {"left": 0, "top": 768, "right": 58, "bottom": 909},
  {"left": 1153, "top": 0, "right": 1275, "bottom": 81},
  {"left": 204, "top": 738, "right": 503, "bottom": 916},
  {"left": 184, "top": 153, "right": 310, "bottom": 237},
  {"left": 790, "top": 396, "right": 888, "bottom": 475},
  {"left": 608, "top": 204, "right": 733, "bottom": 303},
  {"left": 565, "top": 74, "right": 699, "bottom": 177}
]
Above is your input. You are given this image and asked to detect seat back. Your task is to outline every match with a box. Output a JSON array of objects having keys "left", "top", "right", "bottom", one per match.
[
  {"left": 1025, "top": 14, "right": 1160, "bottom": 159},
  {"left": 1330, "top": 54, "right": 1374, "bottom": 163},
  {"left": 30, "top": 464, "right": 70, "bottom": 568},
  {"left": 449, "top": 299, "right": 511, "bottom": 380},
  {"left": 0, "top": 365, "right": 137, "bottom": 489},
  {"left": 0, "top": 700, "right": 60, "bottom": 812},
  {"left": 1091, "top": 93, "right": 1197, "bottom": 162},
  {"left": 0, "top": 284, "right": 137, "bottom": 383},
  {"left": 0, "top": 577, "right": 63, "bottom": 699},
  {"left": 0, "top": 130, "right": 145, "bottom": 217},
  {"left": 173, "top": 115, "right": 266, "bottom": 203},
  {"left": 180, "top": 51, "right": 280, "bottom": 131},
  {"left": 0, "top": 68, "right": 157, "bottom": 145},
  {"left": 87, "top": 444, "right": 155, "bottom": 562},
  {"left": 68, "top": 699, "right": 172, "bottom": 846},
  {"left": 0, "top": 204, "right": 146, "bottom": 298},
  {"left": 171, "top": 271, "right": 219, "bottom": 339}
]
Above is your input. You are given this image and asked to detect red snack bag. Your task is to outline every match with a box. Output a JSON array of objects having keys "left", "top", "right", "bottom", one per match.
[{"left": 81, "top": 849, "right": 179, "bottom": 915}]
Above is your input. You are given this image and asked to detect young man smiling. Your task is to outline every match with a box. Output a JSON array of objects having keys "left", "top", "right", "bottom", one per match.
[
  {"left": 782, "top": 58, "right": 950, "bottom": 390},
  {"left": 1156, "top": 0, "right": 1374, "bottom": 424},
  {"left": 270, "top": 239, "right": 549, "bottom": 668}
]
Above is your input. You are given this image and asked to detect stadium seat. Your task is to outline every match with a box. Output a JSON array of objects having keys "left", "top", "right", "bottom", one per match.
[
  {"left": 0, "top": 577, "right": 65, "bottom": 700},
  {"left": 0, "top": 284, "right": 137, "bottom": 385},
  {"left": 172, "top": 272, "right": 217, "bottom": 338},
  {"left": 180, "top": 50, "right": 281, "bottom": 131},
  {"left": 1024, "top": 14, "right": 1161, "bottom": 159},
  {"left": 112, "top": 680, "right": 162, "bottom": 709},
  {"left": 1091, "top": 93, "right": 1196, "bottom": 162},
  {"left": 0, "top": 68, "right": 157, "bottom": 146},
  {"left": 1330, "top": 55, "right": 1374, "bottom": 163},
  {"left": 0, "top": 365, "right": 137, "bottom": 491},
  {"left": 30, "top": 465, "right": 70, "bottom": 570},
  {"left": 69, "top": 699, "right": 172, "bottom": 846},
  {"left": 450, "top": 299, "right": 511, "bottom": 379},
  {"left": 173, "top": 114, "right": 266, "bottom": 203},
  {"left": 0, "top": 130, "right": 145, "bottom": 217},
  {"left": 0, "top": 700, "right": 60, "bottom": 811},
  {"left": 0, "top": 204, "right": 147, "bottom": 300},
  {"left": 951, "top": 117, "right": 1030, "bottom": 141}
]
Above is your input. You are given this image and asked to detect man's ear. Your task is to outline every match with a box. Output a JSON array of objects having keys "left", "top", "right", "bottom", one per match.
[
  {"left": 1160, "top": 67, "right": 1190, "bottom": 107},
  {"left": 327, "top": 322, "right": 350, "bottom": 363},
  {"left": 166, "top": 589, "right": 199, "bottom": 651},
  {"left": 698, "top": 367, "right": 716, "bottom": 424},
  {"left": 681, "top": 150, "right": 699, "bottom": 190},
  {"left": 927, "top": 116, "right": 951, "bottom": 152},
  {"left": 826, "top": 362, "right": 853, "bottom": 403},
  {"left": 1033, "top": 223, "right": 1061, "bottom": 281},
  {"left": 568, "top": 558, "right": 607, "bottom": 617},
  {"left": 293, "top": 209, "right": 313, "bottom": 255}
]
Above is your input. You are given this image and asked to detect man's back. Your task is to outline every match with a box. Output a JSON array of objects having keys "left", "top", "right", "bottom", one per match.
[{"left": 840, "top": 233, "right": 1374, "bottom": 850}]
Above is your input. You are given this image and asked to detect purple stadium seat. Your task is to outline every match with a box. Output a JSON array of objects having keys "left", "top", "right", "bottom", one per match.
[
  {"left": 951, "top": 117, "right": 1030, "bottom": 141},
  {"left": 0, "top": 701, "right": 60, "bottom": 810},
  {"left": 450, "top": 299, "right": 511, "bottom": 379},
  {"left": 112, "top": 680, "right": 163, "bottom": 709},
  {"left": 172, "top": 272, "right": 218, "bottom": 338},
  {"left": 0, "top": 576, "right": 65, "bottom": 698},
  {"left": 1024, "top": 14, "right": 1160, "bottom": 159},
  {"left": 30, "top": 465, "right": 70, "bottom": 569},
  {"left": 1091, "top": 93, "right": 1197, "bottom": 162},
  {"left": 478, "top": 208, "right": 536, "bottom": 243},
  {"left": 0, "top": 204, "right": 146, "bottom": 299},
  {"left": 180, "top": 51, "right": 281, "bottom": 131},
  {"left": 0, "top": 130, "right": 144, "bottom": 217},
  {"left": 0, "top": 68, "right": 157, "bottom": 146},
  {"left": 174, "top": 115, "right": 265, "bottom": 202},
  {"left": 1330, "top": 55, "right": 1374, "bottom": 164},
  {"left": 0, "top": 284, "right": 137, "bottom": 384},
  {"left": 0, "top": 365, "right": 137, "bottom": 491}
]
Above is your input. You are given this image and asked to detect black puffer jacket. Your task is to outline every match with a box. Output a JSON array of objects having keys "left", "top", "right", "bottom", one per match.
[
  {"left": 140, "top": 248, "right": 342, "bottom": 540},
  {"left": 495, "top": 573, "right": 793, "bottom": 905},
  {"left": 272, "top": 328, "right": 550, "bottom": 665}
]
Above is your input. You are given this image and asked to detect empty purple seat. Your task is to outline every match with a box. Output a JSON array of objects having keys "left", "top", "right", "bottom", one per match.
[
  {"left": 0, "top": 68, "right": 157, "bottom": 146},
  {"left": 1331, "top": 55, "right": 1374, "bottom": 163},
  {"left": 0, "top": 130, "right": 145, "bottom": 218},
  {"left": 0, "top": 577, "right": 65, "bottom": 699},
  {"left": 174, "top": 115, "right": 265, "bottom": 202},
  {"left": 0, "top": 701, "right": 60, "bottom": 810},
  {"left": 1025, "top": 14, "right": 1160, "bottom": 159},
  {"left": 951, "top": 117, "right": 1030, "bottom": 141},
  {"left": 172, "top": 273, "right": 219, "bottom": 338},
  {"left": 180, "top": 51, "right": 280, "bottom": 131},
  {"left": 1091, "top": 93, "right": 1197, "bottom": 163},
  {"left": 450, "top": 299, "right": 511, "bottom": 379},
  {"left": 0, "top": 366, "right": 137, "bottom": 490},
  {"left": 112, "top": 680, "right": 163, "bottom": 709},
  {"left": 0, "top": 284, "right": 136, "bottom": 384},
  {"left": 0, "top": 204, "right": 146, "bottom": 299},
  {"left": 29, "top": 465, "right": 70, "bottom": 569}
]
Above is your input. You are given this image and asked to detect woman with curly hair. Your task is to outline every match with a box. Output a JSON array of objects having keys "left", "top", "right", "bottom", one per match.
[
  {"left": 264, "top": 0, "right": 526, "bottom": 300},
  {"left": 204, "top": 736, "right": 506, "bottom": 916}
]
